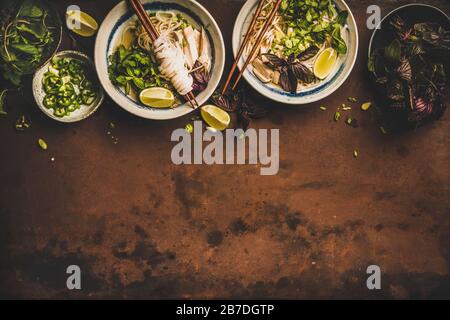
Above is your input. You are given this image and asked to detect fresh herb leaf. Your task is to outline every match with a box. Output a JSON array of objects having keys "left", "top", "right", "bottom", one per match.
[
  {"left": 0, "top": 89, "right": 8, "bottom": 115},
  {"left": 297, "top": 46, "right": 319, "bottom": 61},
  {"left": 108, "top": 45, "right": 171, "bottom": 95},
  {"left": 263, "top": 53, "right": 286, "bottom": 68},
  {"left": 336, "top": 10, "right": 349, "bottom": 26},
  {"left": 368, "top": 15, "right": 449, "bottom": 129},
  {"left": 331, "top": 24, "right": 347, "bottom": 54},
  {"left": 0, "top": 0, "right": 56, "bottom": 85},
  {"left": 385, "top": 39, "right": 402, "bottom": 62},
  {"left": 19, "top": 1, "right": 44, "bottom": 18}
]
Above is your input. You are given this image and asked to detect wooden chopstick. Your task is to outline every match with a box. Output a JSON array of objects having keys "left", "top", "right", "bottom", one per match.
[
  {"left": 129, "top": 0, "right": 199, "bottom": 108},
  {"left": 230, "top": 0, "right": 283, "bottom": 91},
  {"left": 129, "top": 0, "right": 158, "bottom": 39},
  {"left": 222, "top": 0, "right": 266, "bottom": 94}
]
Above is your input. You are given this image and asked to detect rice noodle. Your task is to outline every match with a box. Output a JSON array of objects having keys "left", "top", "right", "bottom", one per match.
[
  {"left": 135, "top": 12, "right": 181, "bottom": 52},
  {"left": 244, "top": 0, "right": 281, "bottom": 58}
]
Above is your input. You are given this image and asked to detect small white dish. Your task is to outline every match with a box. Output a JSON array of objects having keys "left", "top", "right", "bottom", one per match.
[
  {"left": 232, "top": 0, "right": 359, "bottom": 105},
  {"left": 32, "top": 50, "right": 104, "bottom": 123},
  {"left": 94, "top": 0, "right": 225, "bottom": 120}
]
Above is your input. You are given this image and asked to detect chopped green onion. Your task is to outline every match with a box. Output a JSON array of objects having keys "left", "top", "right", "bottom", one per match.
[
  {"left": 334, "top": 111, "right": 341, "bottom": 122},
  {"left": 38, "top": 139, "right": 48, "bottom": 150}
]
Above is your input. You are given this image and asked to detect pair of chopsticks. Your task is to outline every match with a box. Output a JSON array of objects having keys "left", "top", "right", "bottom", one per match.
[
  {"left": 128, "top": 0, "right": 199, "bottom": 108},
  {"left": 222, "top": 0, "right": 283, "bottom": 94}
]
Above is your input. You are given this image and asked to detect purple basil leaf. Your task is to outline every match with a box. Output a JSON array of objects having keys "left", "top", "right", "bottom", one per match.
[
  {"left": 297, "top": 46, "right": 320, "bottom": 61},
  {"left": 288, "top": 53, "right": 296, "bottom": 64},
  {"left": 239, "top": 110, "right": 251, "bottom": 130},
  {"left": 397, "top": 58, "right": 412, "bottom": 82},
  {"left": 263, "top": 53, "right": 286, "bottom": 68},
  {"left": 375, "top": 76, "right": 388, "bottom": 85},
  {"left": 390, "top": 15, "right": 413, "bottom": 41},
  {"left": 192, "top": 61, "right": 210, "bottom": 85},
  {"left": 290, "top": 62, "right": 315, "bottom": 84},
  {"left": 287, "top": 68, "right": 298, "bottom": 94},
  {"left": 192, "top": 82, "right": 207, "bottom": 92},
  {"left": 230, "top": 90, "right": 244, "bottom": 110},
  {"left": 409, "top": 96, "right": 433, "bottom": 122},
  {"left": 211, "top": 93, "right": 234, "bottom": 112},
  {"left": 278, "top": 67, "right": 291, "bottom": 93},
  {"left": 387, "top": 80, "right": 405, "bottom": 101}
]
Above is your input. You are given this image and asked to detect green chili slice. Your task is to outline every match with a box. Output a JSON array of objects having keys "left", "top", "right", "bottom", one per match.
[
  {"left": 43, "top": 94, "right": 57, "bottom": 109},
  {"left": 42, "top": 57, "right": 98, "bottom": 118},
  {"left": 54, "top": 108, "right": 66, "bottom": 117}
]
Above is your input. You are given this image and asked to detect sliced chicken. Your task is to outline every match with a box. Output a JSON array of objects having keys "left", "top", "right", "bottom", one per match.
[
  {"left": 182, "top": 26, "right": 200, "bottom": 69},
  {"left": 197, "top": 27, "right": 211, "bottom": 71},
  {"left": 153, "top": 35, "right": 193, "bottom": 96},
  {"left": 252, "top": 58, "right": 274, "bottom": 84}
]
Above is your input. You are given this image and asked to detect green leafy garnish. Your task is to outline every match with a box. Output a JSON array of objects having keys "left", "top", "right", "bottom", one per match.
[
  {"left": 108, "top": 45, "right": 171, "bottom": 96},
  {"left": 0, "top": 0, "right": 57, "bottom": 86},
  {"left": 277, "top": 0, "right": 348, "bottom": 56},
  {"left": 384, "top": 39, "right": 402, "bottom": 62}
]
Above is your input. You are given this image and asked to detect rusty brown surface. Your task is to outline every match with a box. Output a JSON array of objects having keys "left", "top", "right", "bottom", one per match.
[{"left": 0, "top": 0, "right": 449, "bottom": 299}]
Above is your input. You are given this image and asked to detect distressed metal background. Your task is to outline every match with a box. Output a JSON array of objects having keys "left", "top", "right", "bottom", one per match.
[{"left": 0, "top": 0, "right": 449, "bottom": 299}]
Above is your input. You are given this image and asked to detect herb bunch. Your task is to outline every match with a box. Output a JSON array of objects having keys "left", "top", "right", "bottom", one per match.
[
  {"left": 212, "top": 89, "right": 268, "bottom": 130},
  {"left": 369, "top": 15, "right": 449, "bottom": 129},
  {"left": 0, "top": 0, "right": 56, "bottom": 86},
  {"left": 108, "top": 45, "right": 171, "bottom": 95},
  {"left": 263, "top": 45, "right": 319, "bottom": 93}
]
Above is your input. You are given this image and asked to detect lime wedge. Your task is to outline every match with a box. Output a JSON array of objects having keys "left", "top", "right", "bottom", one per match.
[
  {"left": 200, "top": 105, "right": 231, "bottom": 131},
  {"left": 66, "top": 10, "right": 98, "bottom": 37},
  {"left": 139, "top": 87, "right": 175, "bottom": 108},
  {"left": 314, "top": 48, "right": 337, "bottom": 80}
]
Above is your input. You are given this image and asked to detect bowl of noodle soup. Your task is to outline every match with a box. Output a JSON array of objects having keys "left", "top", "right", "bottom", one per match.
[
  {"left": 95, "top": 0, "right": 225, "bottom": 120},
  {"left": 232, "top": 0, "right": 358, "bottom": 105}
]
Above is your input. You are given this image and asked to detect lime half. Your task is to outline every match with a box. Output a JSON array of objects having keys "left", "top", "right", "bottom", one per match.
[
  {"left": 139, "top": 87, "right": 175, "bottom": 108},
  {"left": 66, "top": 10, "right": 98, "bottom": 37},
  {"left": 314, "top": 48, "right": 337, "bottom": 80},
  {"left": 200, "top": 105, "right": 231, "bottom": 131}
]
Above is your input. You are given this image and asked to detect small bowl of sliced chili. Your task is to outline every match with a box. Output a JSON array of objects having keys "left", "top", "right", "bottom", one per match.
[{"left": 33, "top": 50, "right": 104, "bottom": 123}]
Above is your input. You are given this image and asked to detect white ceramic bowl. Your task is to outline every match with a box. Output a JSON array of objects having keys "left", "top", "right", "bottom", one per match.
[
  {"left": 33, "top": 51, "right": 104, "bottom": 123},
  {"left": 232, "top": 0, "right": 358, "bottom": 105},
  {"left": 95, "top": 0, "right": 225, "bottom": 120}
]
